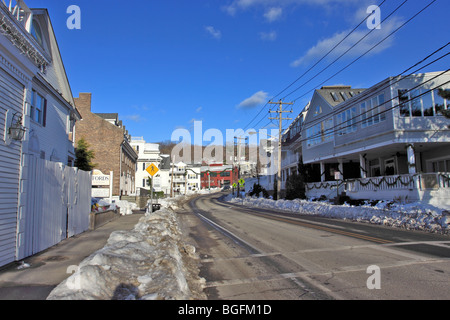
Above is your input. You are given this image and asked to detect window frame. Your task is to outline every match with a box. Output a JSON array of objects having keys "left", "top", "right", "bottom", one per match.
[{"left": 30, "top": 89, "right": 47, "bottom": 126}]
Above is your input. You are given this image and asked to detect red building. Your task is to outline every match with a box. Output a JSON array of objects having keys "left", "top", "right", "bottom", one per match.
[{"left": 201, "top": 163, "right": 238, "bottom": 189}]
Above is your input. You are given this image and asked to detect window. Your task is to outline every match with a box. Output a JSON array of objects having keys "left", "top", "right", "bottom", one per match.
[
  {"left": 330, "top": 92, "right": 339, "bottom": 102},
  {"left": 369, "top": 159, "right": 380, "bottom": 177},
  {"left": 398, "top": 89, "right": 410, "bottom": 117},
  {"left": 422, "top": 91, "right": 434, "bottom": 117},
  {"left": 340, "top": 92, "right": 349, "bottom": 101},
  {"left": 410, "top": 90, "right": 422, "bottom": 117},
  {"left": 361, "top": 94, "right": 386, "bottom": 127},
  {"left": 336, "top": 108, "right": 357, "bottom": 135},
  {"left": 430, "top": 159, "right": 450, "bottom": 172},
  {"left": 384, "top": 158, "right": 395, "bottom": 175},
  {"left": 30, "top": 90, "right": 47, "bottom": 126},
  {"left": 306, "top": 118, "right": 333, "bottom": 147},
  {"left": 313, "top": 106, "right": 322, "bottom": 116},
  {"left": 398, "top": 88, "right": 448, "bottom": 117},
  {"left": 31, "top": 20, "right": 44, "bottom": 47},
  {"left": 434, "top": 89, "right": 448, "bottom": 116}
]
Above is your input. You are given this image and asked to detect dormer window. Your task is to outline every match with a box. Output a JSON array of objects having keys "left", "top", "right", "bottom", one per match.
[
  {"left": 31, "top": 19, "right": 44, "bottom": 47},
  {"left": 330, "top": 92, "right": 339, "bottom": 102}
]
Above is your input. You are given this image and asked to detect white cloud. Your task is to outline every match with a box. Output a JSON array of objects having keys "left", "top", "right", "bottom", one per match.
[
  {"left": 238, "top": 91, "right": 268, "bottom": 109},
  {"left": 290, "top": 16, "right": 403, "bottom": 67},
  {"left": 223, "top": 0, "right": 360, "bottom": 16},
  {"left": 264, "top": 7, "right": 282, "bottom": 22},
  {"left": 259, "top": 31, "right": 277, "bottom": 41},
  {"left": 205, "top": 26, "right": 222, "bottom": 39},
  {"left": 125, "top": 114, "right": 145, "bottom": 123},
  {"left": 196, "top": 106, "right": 202, "bottom": 113}
]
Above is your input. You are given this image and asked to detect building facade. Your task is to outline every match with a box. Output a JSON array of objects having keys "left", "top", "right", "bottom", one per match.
[
  {"left": 301, "top": 72, "right": 450, "bottom": 207},
  {"left": 74, "top": 93, "right": 138, "bottom": 197},
  {"left": 0, "top": 1, "right": 85, "bottom": 267},
  {"left": 130, "top": 137, "right": 162, "bottom": 193},
  {"left": 201, "top": 163, "right": 237, "bottom": 189}
]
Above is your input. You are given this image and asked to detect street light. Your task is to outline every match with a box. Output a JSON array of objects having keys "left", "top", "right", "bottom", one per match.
[{"left": 249, "top": 131, "right": 282, "bottom": 200}]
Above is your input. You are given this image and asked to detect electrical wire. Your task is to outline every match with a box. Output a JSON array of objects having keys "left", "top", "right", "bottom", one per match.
[
  {"left": 289, "top": 0, "right": 438, "bottom": 103},
  {"left": 241, "top": 0, "right": 388, "bottom": 131},
  {"left": 281, "top": 0, "right": 408, "bottom": 101},
  {"left": 297, "top": 70, "right": 450, "bottom": 146}
]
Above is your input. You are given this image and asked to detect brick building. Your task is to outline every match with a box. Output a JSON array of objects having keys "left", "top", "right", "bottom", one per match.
[
  {"left": 201, "top": 163, "right": 238, "bottom": 189},
  {"left": 74, "top": 93, "right": 138, "bottom": 196}
]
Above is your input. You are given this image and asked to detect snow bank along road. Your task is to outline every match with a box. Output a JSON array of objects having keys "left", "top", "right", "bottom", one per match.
[
  {"left": 47, "top": 203, "right": 206, "bottom": 300},
  {"left": 179, "top": 192, "right": 450, "bottom": 300}
]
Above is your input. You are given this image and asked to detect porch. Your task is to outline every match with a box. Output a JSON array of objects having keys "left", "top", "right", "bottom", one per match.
[{"left": 306, "top": 172, "right": 450, "bottom": 209}]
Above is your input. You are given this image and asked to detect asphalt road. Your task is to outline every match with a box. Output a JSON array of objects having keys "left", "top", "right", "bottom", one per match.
[{"left": 177, "top": 192, "right": 450, "bottom": 300}]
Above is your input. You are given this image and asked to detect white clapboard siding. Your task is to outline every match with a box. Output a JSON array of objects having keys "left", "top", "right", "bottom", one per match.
[
  {"left": 0, "top": 67, "right": 24, "bottom": 268},
  {"left": 65, "top": 166, "right": 92, "bottom": 238},
  {"left": 16, "top": 156, "right": 92, "bottom": 260}
]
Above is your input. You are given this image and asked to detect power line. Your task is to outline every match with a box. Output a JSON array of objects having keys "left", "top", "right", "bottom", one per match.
[
  {"left": 273, "top": 0, "right": 388, "bottom": 101},
  {"left": 290, "top": 0, "right": 438, "bottom": 103},
  {"left": 244, "top": 0, "right": 438, "bottom": 136},
  {"left": 281, "top": 0, "right": 407, "bottom": 101},
  {"left": 303, "top": 44, "right": 450, "bottom": 126},
  {"left": 241, "top": 0, "right": 388, "bottom": 131},
  {"left": 299, "top": 70, "right": 450, "bottom": 146},
  {"left": 251, "top": 41, "right": 449, "bottom": 139}
]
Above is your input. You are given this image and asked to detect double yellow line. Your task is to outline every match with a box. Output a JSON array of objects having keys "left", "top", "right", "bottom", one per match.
[{"left": 245, "top": 211, "right": 393, "bottom": 244}]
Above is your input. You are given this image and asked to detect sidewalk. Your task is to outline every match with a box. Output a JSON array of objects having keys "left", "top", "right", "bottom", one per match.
[{"left": 0, "top": 212, "right": 144, "bottom": 300}]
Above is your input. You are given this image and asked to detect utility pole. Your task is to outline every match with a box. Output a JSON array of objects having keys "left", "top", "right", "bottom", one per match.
[
  {"left": 170, "top": 155, "right": 175, "bottom": 198},
  {"left": 234, "top": 136, "right": 248, "bottom": 197},
  {"left": 268, "top": 100, "right": 293, "bottom": 201}
]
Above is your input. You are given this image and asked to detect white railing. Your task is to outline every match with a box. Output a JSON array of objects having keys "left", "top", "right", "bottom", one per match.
[
  {"left": 2, "top": 0, "right": 33, "bottom": 31},
  {"left": 346, "top": 174, "right": 417, "bottom": 193},
  {"left": 418, "top": 173, "right": 450, "bottom": 189}
]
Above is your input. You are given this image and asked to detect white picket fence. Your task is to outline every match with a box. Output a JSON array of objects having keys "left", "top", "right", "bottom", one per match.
[{"left": 16, "top": 156, "right": 92, "bottom": 260}]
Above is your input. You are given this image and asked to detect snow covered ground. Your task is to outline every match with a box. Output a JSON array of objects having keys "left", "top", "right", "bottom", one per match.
[
  {"left": 47, "top": 189, "right": 449, "bottom": 300},
  {"left": 47, "top": 196, "right": 206, "bottom": 300},
  {"left": 226, "top": 194, "right": 450, "bottom": 234}
]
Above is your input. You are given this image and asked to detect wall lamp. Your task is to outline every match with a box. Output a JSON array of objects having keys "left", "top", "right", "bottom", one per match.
[{"left": 8, "top": 113, "right": 26, "bottom": 141}]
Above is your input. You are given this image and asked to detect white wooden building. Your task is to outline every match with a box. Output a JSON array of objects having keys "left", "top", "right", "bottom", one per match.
[
  {"left": 301, "top": 72, "right": 450, "bottom": 207},
  {"left": 130, "top": 137, "right": 162, "bottom": 193},
  {"left": 0, "top": 1, "right": 87, "bottom": 268}
]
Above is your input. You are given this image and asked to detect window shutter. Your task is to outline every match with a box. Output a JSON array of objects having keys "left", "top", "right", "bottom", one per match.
[{"left": 42, "top": 99, "right": 47, "bottom": 127}]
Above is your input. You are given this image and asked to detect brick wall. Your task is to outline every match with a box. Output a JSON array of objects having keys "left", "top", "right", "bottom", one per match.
[{"left": 74, "top": 93, "right": 137, "bottom": 196}]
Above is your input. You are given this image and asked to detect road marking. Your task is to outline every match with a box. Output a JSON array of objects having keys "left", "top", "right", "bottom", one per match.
[
  {"left": 194, "top": 210, "right": 261, "bottom": 255},
  {"left": 244, "top": 210, "right": 393, "bottom": 244},
  {"left": 204, "top": 258, "right": 450, "bottom": 288}
]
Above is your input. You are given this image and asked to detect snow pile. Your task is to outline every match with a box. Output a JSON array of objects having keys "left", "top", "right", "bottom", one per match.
[
  {"left": 91, "top": 198, "right": 138, "bottom": 215},
  {"left": 47, "top": 205, "right": 206, "bottom": 300},
  {"left": 226, "top": 195, "right": 450, "bottom": 234},
  {"left": 113, "top": 200, "right": 138, "bottom": 215}
]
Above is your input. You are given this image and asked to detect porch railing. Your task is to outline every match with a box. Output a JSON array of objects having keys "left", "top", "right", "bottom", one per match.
[{"left": 306, "top": 172, "right": 450, "bottom": 195}]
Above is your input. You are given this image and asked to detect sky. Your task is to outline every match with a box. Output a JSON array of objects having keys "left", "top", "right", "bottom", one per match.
[{"left": 28, "top": 0, "right": 450, "bottom": 145}]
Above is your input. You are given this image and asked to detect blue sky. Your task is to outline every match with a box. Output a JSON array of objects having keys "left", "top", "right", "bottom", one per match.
[{"left": 31, "top": 0, "right": 449, "bottom": 144}]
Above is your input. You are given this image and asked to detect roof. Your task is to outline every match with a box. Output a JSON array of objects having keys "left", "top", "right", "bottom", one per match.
[
  {"left": 316, "top": 86, "right": 366, "bottom": 107},
  {"left": 96, "top": 113, "right": 119, "bottom": 121}
]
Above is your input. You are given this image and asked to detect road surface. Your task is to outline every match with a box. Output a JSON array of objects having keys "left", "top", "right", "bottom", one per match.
[{"left": 177, "top": 192, "right": 450, "bottom": 300}]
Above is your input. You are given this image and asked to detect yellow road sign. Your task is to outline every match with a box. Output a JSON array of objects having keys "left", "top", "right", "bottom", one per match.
[{"left": 146, "top": 163, "right": 159, "bottom": 176}]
